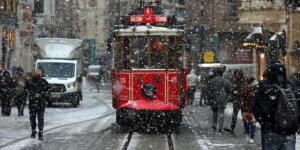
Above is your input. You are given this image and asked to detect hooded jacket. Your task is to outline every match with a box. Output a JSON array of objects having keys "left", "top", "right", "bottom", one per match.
[
  {"left": 187, "top": 69, "right": 197, "bottom": 87},
  {"left": 26, "top": 75, "right": 50, "bottom": 109},
  {"left": 208, "top": 69, "right": 232, "bottom": 108},
  {"left": 252, "top": 63, "right": 299, "bottom": 135}
]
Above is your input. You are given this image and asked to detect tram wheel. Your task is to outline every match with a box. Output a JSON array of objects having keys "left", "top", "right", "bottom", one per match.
[{"left": 116, "top": 110, "right": 128, "bottom": 126}]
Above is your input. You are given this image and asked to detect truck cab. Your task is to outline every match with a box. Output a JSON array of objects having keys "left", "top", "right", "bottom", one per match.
[{"left": 34, "top": 38, "right": 83, "bottom": 107}]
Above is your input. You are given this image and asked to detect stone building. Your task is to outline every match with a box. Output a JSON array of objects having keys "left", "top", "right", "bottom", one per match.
[
  {"left": 238, "top": 0, "right": 300, "bottom": 76},
  {"left": 0, "top": 0, "right": 18, "bottom": 70},
  {"left": 185, "top": 0, "right": 248, "bottom": 67}
]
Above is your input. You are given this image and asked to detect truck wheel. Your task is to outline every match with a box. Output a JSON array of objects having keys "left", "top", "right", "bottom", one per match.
[{"left": 71, "top": 94, "right": 80, "bottom": 107}]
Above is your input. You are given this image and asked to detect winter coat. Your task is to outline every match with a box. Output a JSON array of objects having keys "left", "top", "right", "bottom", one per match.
[
  {"left": 208, "top": 74, "right": 231, "bottom": 108},
  {"left": 14, "top": 72, "right": 26, "bottom": 96},
  {"left": 252, "top": 63, "right": 299, "bottom": 135},
  {"left": 187, "top": 69, "right": 197, "bottom": 87},
  {"left": 231, "top": 70, "right": 246, "bottom": 106},
  {"left": 26, "top": 76, "right": 50, "bottom": 109},
  {"left": 241, "top": 84, "right": 254, "bottom": 113},
  {"left": 0, "top": 70, "right": 16, "bottom": 99}
]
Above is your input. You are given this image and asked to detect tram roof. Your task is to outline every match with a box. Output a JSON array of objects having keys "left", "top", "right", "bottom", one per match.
[{"left": 113, "top": 25, "right": 184, "bottom": 37}]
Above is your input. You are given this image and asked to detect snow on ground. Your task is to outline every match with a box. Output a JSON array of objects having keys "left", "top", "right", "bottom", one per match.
[{"left": 0, "top": 78, "right": 115, "bottom": 150}]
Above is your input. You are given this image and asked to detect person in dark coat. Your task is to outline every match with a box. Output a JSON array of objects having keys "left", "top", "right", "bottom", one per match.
[
  {"left": 26, "top": 69, "right": 50, "bottom": 140},
  {"left": 0, "top": 70, "right": 15, "bottom": 116},
  {"left": 252, "top": 62, "right": 299, "bottom": 150},
  {"left": 14, "top": 67, "right": 27, "bottom": 116},
  {"left": 207, "top": 68, "right": 232, "bottom": 133},
  {"left": 225, "top": 69, "right": 246, "bottom": 134},
  {"left": 241, "top": 77, "right": 257, "bottom": 144}
]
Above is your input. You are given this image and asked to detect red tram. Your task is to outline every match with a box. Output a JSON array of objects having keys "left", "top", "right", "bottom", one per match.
[{"left": 111, "top": 3, "right": 187, "bottom": 127}]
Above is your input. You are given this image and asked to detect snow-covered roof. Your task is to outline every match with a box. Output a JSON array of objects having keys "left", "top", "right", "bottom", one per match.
[
  {"left": 34, "top": 38, "right": 83, "bottom": 59},
  {"left": 245, "top": 27, "right": 262, "bottom": 40},
  {"left": 114, "top": 25, "right": 184, "bottom": 36},
  {"left": 270, "top": 32, "right": 283, "bottom": 41}
]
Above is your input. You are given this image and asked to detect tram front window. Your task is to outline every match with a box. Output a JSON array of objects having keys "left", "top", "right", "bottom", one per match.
[{"left": 128, "top": 37, "right": 178, "bottom": 69}]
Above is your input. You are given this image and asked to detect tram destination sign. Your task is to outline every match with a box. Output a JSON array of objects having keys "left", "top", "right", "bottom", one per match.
[{"left": 130, "top": 8, "right": 167, "bottom": 23}]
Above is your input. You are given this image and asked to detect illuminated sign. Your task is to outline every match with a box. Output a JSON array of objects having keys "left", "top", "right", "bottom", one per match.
[
  {"left": 243, "top": 42, "right": 267, "bottom": 49},
  {"left": 130, "top": 8, "right": 167, "bottom": 23},
  {"left": 203, "top": 52, "right": 214, "bottom": 63}
]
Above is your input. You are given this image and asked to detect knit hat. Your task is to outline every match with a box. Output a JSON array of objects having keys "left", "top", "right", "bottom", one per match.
[{"left": 247, "top": 77, "right": 255, "bottom": 84}]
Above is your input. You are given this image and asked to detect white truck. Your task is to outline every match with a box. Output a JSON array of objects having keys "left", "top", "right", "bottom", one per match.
[{"left": 33, "top": 38, "right": 83, "bottom": 107}]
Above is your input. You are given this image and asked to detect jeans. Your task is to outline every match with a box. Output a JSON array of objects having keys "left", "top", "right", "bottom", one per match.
[
  {"left": 212, "top": 107, "right": 225, "bottom": 131},
  {"left": 244, "top": 122, "right": 256, "bottom": 139},
  {"left": 187, "top": 86, "right": 196, "bottom": 105},
  {"left": 262, "top": 130, "right": 296, "bottom": 150},
  {"left": 29, "top": 106, "right": 45, "bottom": 132}
]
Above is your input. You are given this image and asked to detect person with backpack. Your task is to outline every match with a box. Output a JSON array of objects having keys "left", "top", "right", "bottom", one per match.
[
  {"left": 241, "top": 77, "right": 257, "bottom": 144},
  {"left": 252, "top": 62, "right": 300, "bottom": 150},
  {"left": 186, "top": 69, "right": 197, "bottom": 106},
  {"left": 207, "top": 68, "right": 232, "bottom": 133},
  {"left": 14, "top": 67, "right": 27, "bottom": 116},
  {"left": 0, "top": 70, "right": 16, "bottom": 116},
  {"left": 26, "top": 69, "right": 50, "bottom": 140},
  {"left": 225, "top": 69, "right": 246, "bottom": 134}
]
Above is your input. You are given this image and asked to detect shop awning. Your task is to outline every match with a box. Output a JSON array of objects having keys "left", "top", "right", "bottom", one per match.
[{"left": 243, "top": 27, "right": 266, "bottom": 48}]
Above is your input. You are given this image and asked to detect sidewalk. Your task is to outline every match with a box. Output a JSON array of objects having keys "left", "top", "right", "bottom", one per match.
[{"left": 191, "top": 91, "right": 300, "bottom": 149}]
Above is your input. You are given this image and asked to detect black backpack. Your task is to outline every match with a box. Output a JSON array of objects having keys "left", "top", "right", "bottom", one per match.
[{"left": 273, "top": 84, "right": 299, "bottom": 134}]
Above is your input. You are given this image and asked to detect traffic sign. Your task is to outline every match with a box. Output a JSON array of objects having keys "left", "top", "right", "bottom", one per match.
[{"left": 203, "top": 52, "right": 214, "bottom": 63}]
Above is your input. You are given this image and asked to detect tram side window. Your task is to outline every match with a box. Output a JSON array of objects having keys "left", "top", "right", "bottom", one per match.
[
  {"left": 119, "top": 37, "right": 130, "bottom": 70},
  {"left": 150, "top": 38, "right": 165, "bottom": 68},
  {"left": 132, "top": 37, "right": 147, "bottom": 68}
]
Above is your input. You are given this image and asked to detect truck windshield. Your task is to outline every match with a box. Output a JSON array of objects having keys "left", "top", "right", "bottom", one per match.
[
  {"left": 88, "top": 68, "right": 99, "bottom": 73},
  {"left": 38, "top": 62, "right": 75, "bottom": 78}
]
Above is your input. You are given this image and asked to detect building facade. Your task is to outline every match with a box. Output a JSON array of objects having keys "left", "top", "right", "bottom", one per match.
[
  {"left": 0, "top": 0, "right": 18, "bottom": 70},
  {"left": 239, "top": 0, "right": 300, "bottom": 76},
  {"left": 185, "top": 0, "right": 248, "bottom": 70}
]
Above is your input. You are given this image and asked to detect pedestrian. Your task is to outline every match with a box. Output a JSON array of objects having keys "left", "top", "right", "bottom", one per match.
[
  {"left": 14, "top": 67, "right": 27, "bottom": 116},
  {"left": 225, "top": 69, "right": 246, "bottom": 134},
  {"left": 207, "top": 68, "right": 231, "bottom": 133},
  {"left": 252, "top": 62, "right": 300, "bottom": 150},
  {"left": 0, "top": 70, "right": 15, "bottom": 116},
  {"left": 186, "top": 69, "right": 197, "bottom": 106},
  {"left": 26, "top": 69, "right": 50, "bottom": 140},
  {"left": 241, "top": 77, "right": 257, "bottom": 144},
  {"left": 200, "top": 68, "right": 215, "bottom": 106}
]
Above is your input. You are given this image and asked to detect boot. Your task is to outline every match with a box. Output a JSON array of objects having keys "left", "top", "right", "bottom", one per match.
[
  {"left": 38, "top": 131, "right": 43, "bottom": 141},
  {"left": 31, "top": 131, "right": 37, "bottom": 139}
]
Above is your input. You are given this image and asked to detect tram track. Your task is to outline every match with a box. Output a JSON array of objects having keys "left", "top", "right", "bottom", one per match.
[{"left": 120, "top": 131, "right": 175, "bottom": 150}]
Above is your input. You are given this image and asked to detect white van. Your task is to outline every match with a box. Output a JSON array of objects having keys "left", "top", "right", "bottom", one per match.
[{"left": 87, "top": 65, "right": 101, "bottom": 80}]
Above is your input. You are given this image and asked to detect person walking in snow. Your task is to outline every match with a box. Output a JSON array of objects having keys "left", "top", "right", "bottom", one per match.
[
  {"left": 225, "top": 69, "right": 246, "bottom": 134},
  {"left": 186, "top": 69, "right": 197, "bottom": 106},
  {"left": 26, "top": 69, "right": 50, "bottom": 140},
  {"left": 14, "top": 67, "right": 27, "bottom": 116},
  {"left": 252, "top": 62, "right": 300, "bottom": 150},
  {"left": 207, "top": 68, "right": 231, "bottom": 133},
  {"left": 0, "top": 70, "right": 15, "bottom": 116},
  {"left": 241, "top": 77, "right": 257, "bottom": 144}
]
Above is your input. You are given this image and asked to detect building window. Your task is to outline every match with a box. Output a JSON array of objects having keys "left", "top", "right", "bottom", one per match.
[
  {"left": 227, "top": 0, "right": 238, "bottom": 3},
  {"left": 178, "top": 0, "right": 184, "bottom": 5},
  {"left": 227, "top": 4, "right": 237, "bottom": 16},
  {"left": 34, "top": 0, "right": 44, "bottom": 14},
  {"left": 200, "top": 1, "right": 204, "bottom": 16}
]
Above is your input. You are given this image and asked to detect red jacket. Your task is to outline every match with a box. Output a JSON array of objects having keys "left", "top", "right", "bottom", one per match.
[{"left": 241, "top": 84, "right": 254, "bottom": 113}]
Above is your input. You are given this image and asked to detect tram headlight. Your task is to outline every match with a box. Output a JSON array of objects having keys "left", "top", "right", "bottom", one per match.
[{"left": 141, "top": 83, "right": 157, "bottom": 99}]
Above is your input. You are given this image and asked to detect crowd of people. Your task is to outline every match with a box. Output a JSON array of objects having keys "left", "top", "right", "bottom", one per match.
[
  {"left": 0, "top": 67, "right": 50, "bottom": 141},
  {"left": 186, "top": 61, "right": 300, "bottom": 149}
]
